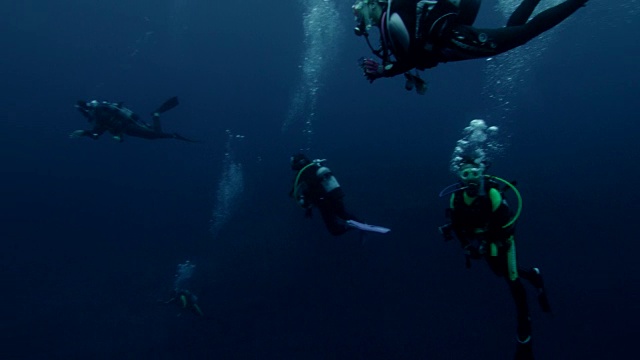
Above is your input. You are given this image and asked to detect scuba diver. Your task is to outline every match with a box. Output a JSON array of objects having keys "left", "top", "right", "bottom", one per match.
[
  {"left": 352, "top": 0, "right": 588, "bottom": 92},
  {"left": 162, "top": 288, "right": 204, "bottom": 317},
  {"left": 438, "top": 158, "right": 551, "bottom": 359},
  {"left": 70, "top": 96, "right": 196, "bottom": 142},
  {"left": 290, "top": 153, "right": 390, "bottom": 236}
]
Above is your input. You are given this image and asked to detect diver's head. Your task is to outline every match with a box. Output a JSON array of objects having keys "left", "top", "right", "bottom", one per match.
[
  {"left": 458, "top": 163, "right": 485, "bottom": 196},
  {"left": 75, "top": 100, "right": 97, "bottom": 120},
  {"left": 291, "top": 153, "right": 311, "bottom": 171},
  {"left": 352, "top": 0, "right": 386, "bottom": 36}
]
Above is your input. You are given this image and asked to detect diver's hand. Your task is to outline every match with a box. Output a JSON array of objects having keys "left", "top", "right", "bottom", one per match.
[
  {"left": 464, "top": 244, "right": 482, "bottom": 259},
  {"left": 360, "top": 58, "right": 383, "bottom": 83},
  {"left": 463, "top": 244, "right": 480, "bottom": 269},
  {"left": 69, "top": 130, "right": 85, "bottom": 139},
  {"left": 438, "top": 224, "right": 454, "bottom": 241}
]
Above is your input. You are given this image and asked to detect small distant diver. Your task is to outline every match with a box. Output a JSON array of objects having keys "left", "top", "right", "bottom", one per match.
[
  {"left": 70, "top": 96, "right": 196, "bottom": 142},
  {"left": 161, "top": 288, "right": 204, "bottom": 317}
]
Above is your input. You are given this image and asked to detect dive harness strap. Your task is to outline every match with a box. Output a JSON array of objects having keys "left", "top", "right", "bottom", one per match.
[{"left": 292, "top": 160, "right": 325, "bottom": 207}]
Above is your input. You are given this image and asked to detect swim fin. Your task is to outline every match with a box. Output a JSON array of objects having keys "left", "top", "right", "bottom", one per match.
[
  {"left": 346, "top": 220, "right": 390, "bottom": 234},
  {"left": 514, "top": 339, "right": 534, "bottom": 360},
  {"left": 531, "top": 268, "right": 552, "bottom": 313},
  {"left": 154, "top": 96, "right": 179, "bottom": 114}
]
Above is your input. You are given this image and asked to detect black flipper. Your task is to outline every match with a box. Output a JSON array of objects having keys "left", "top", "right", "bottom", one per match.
[
  {"left": 538, "top": 290, "right": 552, "bottom": 314},
  {"left": 154, "top": 96, "right": 179, "bottom": 114},
  {"left": 514, "top": 340, "right": 534, "bottom": 360}
]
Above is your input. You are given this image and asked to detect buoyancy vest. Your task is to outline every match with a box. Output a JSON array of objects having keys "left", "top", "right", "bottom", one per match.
[
  {"left": 387, "top": 0, "right": 480, "bottom": 68},
  {"left": 450, "top": 180, "right": 503, "bottom": 233}
]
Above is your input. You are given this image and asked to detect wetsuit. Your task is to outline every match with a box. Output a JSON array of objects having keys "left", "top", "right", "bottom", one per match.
[
  {"left": 292, "top": 162, "right": 357, "bottom": 236},
  {"left": 380, "top": 0, "right": 587, "bottom": 77}
]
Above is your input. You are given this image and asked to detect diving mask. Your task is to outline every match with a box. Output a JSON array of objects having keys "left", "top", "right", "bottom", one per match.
[
  {"left": 459, "top": 165, "right": 485, "bottom": 197},
  {"left": 353, "top": 0, "right": 377, "bottom": 36},
  {"left": 459, "top": 166, "right": 483, "bottom": 183}
]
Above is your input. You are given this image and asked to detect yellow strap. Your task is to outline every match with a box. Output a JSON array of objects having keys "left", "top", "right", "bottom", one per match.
[
  {"left": 292, "top": 162, "right": 316, "bottom": 203},
  {"left": 488, "top": 188, "right": 502, "bottom": 212},
  {"left": 506, "top": 236, "right": 518, "bottom": 281}
]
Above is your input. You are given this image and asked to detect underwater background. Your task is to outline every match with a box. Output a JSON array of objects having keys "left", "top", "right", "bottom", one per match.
[{"left": 1, "top": 1, "right": 638, "bottom": 359}]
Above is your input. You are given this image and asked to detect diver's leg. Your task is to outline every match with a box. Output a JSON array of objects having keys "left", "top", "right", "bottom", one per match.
[
  {"left": 488, "top": 250, "right": 532, "bottom": 343},
  {"left": 502, "top": 239, "right": 533, "bottom": 344},
  {"left": 152, "top": 112, "right": 162, "bottom": 133},
  {"left": 518, "top": 267, "right": 543, "bottom": 287},
  {"left": 333, "top": 197, "right": 359, "bottom": 224},
  {"left": 519, "top": 267, "right": 552, "bottom": 313},
  {"left": 507, "top": 0, "right": 541, "bottom": 27},
  {"left": 466, "top": 0, "right": 587, "bottom": 55},
  {"left": 520, "top": 0, "right": 588, "bottom": 36},
  {"left": 508, "top": 278, "right": 532, "bottom": 344},
  {"left": 319, "top": 200, "right": 350, "bottom": 236}
]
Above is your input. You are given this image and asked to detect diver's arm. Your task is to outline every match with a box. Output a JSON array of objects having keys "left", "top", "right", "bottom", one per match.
[
  {"left": 454, "top": 230, "right": 472, "bottom": 249},
  {"left": 299, "top": 187, "right": 313, "bottom": 210},
  {"left": 88, "top": 126, "right": 107, "bottom": 139},
  {"left": 449, "top": 209, "right": 471, "bottom": 248},
  {"left": 382, "top": 61, "right": 414, "bottom": 78},
  {"left": 69, "top": 129, "right": 102, "bottom": 139}
]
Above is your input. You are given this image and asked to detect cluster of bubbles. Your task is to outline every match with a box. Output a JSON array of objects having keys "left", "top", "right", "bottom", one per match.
[
  {"left": 209, "top": 130, "right": 245, "bottom": 238},
  {"left": 587, "top": 0, "right": 637, "bottom": 30},
  {"left": 173, "top": 260, "right": 195, "bottom": 290},
  {"left": 482, "top": 0, "right": 563, "bottom": 119},
  {"left": 450, "top": 119, "right": 500, "bottom": 174},
  {"left": 619, "top": 0, "right": 640, "bottom": 22},
  {"left": 120, "top": 19, "right": 156, "bottom": 71},
  {"left": 283, "top": 0, "right": 341, "bottom": 149}
]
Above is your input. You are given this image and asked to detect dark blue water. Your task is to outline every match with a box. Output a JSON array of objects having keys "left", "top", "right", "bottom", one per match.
[{"left": 1, "top": 1, "right": 638, "bottom": 359}]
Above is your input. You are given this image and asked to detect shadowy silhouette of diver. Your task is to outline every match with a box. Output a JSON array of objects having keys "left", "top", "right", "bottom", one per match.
[
  {"left": 161, "top": 288, "right": 204, "bottom": 317},
  {"left": 70, "top": 96, "right": 196, "bottom": 142}
]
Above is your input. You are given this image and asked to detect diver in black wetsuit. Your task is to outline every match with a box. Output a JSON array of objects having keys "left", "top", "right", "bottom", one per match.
[
  {"left": 289, "top": 153, "right": 359, "bottom": 236},
  {"left": 70, "top": 96, "right": 196, "bottom": 142},
  {"left": 439, "top": 160, "right": 552, "bottom": 359},
  {"left": 353, "top": 0, "right": 588, "bottom": 89}
]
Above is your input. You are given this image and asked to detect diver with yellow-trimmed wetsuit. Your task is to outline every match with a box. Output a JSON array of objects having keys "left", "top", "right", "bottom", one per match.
[
  {"left": 439, "top": 158, "right": 551, "bottom": 360},
  {"left": 163, "top": 289, "right": 204, "bottom": 317}
]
